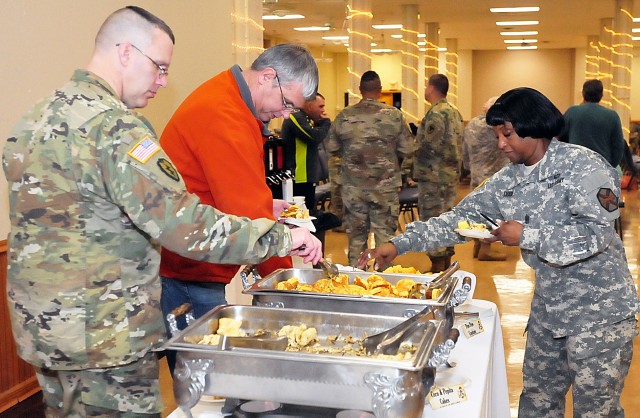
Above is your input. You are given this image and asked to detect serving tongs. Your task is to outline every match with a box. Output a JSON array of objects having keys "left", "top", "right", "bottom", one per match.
[
  {"left": 361, "top": 262, "right": 460, "bottom": 355},
  {"left": 408, "top": 260, "right": 460, "bottom": 300},
  {"left": 319, "top": 258, "right": 339, "bottom": 277}
]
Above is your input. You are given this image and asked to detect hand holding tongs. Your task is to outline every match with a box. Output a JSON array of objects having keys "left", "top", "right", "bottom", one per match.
[{"left": 361, "top": 262, "right": 460, "bottom": 355}]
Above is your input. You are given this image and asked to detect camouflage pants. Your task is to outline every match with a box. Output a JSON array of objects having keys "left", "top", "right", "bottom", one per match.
[
  {"left": 328, "top": 156, "right": 344, "bottom": 221},
  {"left": 35, "top": 351, "right": 162, "bottom": 417},
  {"left": 417, "top": 181, "right": 457, "bottom": 257},
  {"left": 518, "top": 316, "right": 637, "bottom": 418},
  {"left": 342, "top": 185, "right": 399, "bottom": 265}
]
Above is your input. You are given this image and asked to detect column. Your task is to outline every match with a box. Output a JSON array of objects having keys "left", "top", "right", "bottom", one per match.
[
  {"left": 585, "top": 35, "right": 600, "bottom": 80},
  {"left": 232, "top": 0, "right": 264, "bottom": 67},
  {"left": 424, "top": 22, "right": 439, "bottom": 107},
  {"left": 613, "top": 0, "right": 633, "bottom": 140},
  {"left": 347, "top": 0, "right": 373, "bottom": 105},
  {"left": 599, "top": 18, "right": 614, "bottom": 107},
  {"left": 401, "top": 4, "right": 420, "bottom": 124},
  {"left": 445, "top": 38, "right": 458, "bottom": 108}
]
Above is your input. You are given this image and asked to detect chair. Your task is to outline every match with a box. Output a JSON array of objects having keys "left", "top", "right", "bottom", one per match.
[
  {"left": 315, "top": 182, "right": 331, "bottom": 211},
  {"left": 398, "top": 186, "right": 419, "bottom": 229}
]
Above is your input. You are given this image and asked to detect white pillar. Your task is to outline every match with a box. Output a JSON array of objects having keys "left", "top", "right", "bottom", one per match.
[
  {"left": 599, "top": 18, "right": 614, "bottom": 107},
  {"left": 424, "top": 22, "right": 439, "bottom": 108},
  {"left": 401, "top": 4, "right": 420, "bottom": 124},
  {"left": 585, "top": 35, "right": 600, "bottom": 80},
  {"left": 232, "top": 0, "right": 264, "bottom": 67},
  {"left": 445, "top": 38, "right": 458, "bottom": 108},
  {"left": 613, "top": 0, "right": 633, "bottom": 140},
  {"left": 347, "top": 0, "right": 372, "bottom": 105}
]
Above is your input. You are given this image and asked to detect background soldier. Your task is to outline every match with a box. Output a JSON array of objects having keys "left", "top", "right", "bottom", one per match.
[
  {"left": 326, "top": 70, "right": 413, "bottom": 265},
  {"left": 413, "top": 73, "right": 464, "bottom": 271}
]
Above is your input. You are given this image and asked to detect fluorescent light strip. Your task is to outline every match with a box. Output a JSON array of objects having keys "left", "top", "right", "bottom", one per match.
[
  {"left": 322, "top": 36, "right": 349, "bottom": 41},
  {"left": 507, "top": 45, "right": 538, "bottom": 50},
  {"left": 490, "top": 7, "right": 540, "bottom": 13},
  {"left": 632, "top": 28, "right": 640, "bottom": 33},
  {"left": 504, "top": 39, "right": 538, "bottom": 44},
  {"left": 418, "top": 47, "right": 447, "bottom": 52},
  {"left": 418, "top": 33, "right": 426, "bottom": 38},
  {"left": 372, "top": 24, "right": 403, "bottom": 29},
  {"left": 500, "top": 30, "right": 538, "bottom": 36},
  {"left": 633, "top": 36, "right": 640, "bottom": 41},
  {"left": 371, "top": 48, "right": 393, "bottom": 53},
  {"left": 262, "top": 14, "right": 305, "bottom": 20},
  {"left": 391, "top": 34, "right": 403, "bottom": 39},
  {"left": 293, "top": 26, "right": 331, "bottom": 31},
  {"left": 496, "top": 20, "right": 539, "bottom": 26}
]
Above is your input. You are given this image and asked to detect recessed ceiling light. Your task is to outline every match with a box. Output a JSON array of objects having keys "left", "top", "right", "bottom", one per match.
[
  {"left": 418, "top": 33, "right": 426, "bottom": 38},
  {"left": 500, "top": 31, "right": 539, "bottom": 36},
  {"left": 294, "top": 26, "right": 331, "bottom": 31},
  {"left": 438, "top": 47, "right": 447, "bottom": 52},
  {"left": 633, "top": 36, "right": 640, "bottom": 40},
  {"left": 322, "top": 36, "right": 349, "bottom": 41},
  {"left": 372, "top": 24, "right": 403, "bottom": 30},
  {"left": 632, "top": 28, "right": 640, "bottom": 33},
  {"left": 371, "top": 48, "right": 393, "bottom": 53},
  {"left": 504, "top": 39, "right": 538, "bottom": 44},
  {"left": 371, "top": 42, "right": 377, "bottom": 46},
  {"left": 417, "top": 41, "right": 426, "bottom": 46},
  {"left": 496, "top": 20, "right": 539, "bottom": 26},
  {"left": 391, "top": 34, "right": 403, "bottom": 39},
  {"left": 507, "top": 45, "right": 538, "bottom": 50},
  {"left": 262, "top": 14, "right": 305, "bottom": 20},
  {"left": 490, "top": 7, "right": 540, "bottom": 13}
]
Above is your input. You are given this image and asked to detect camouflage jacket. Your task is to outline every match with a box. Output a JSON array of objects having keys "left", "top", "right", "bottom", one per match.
[
  {"left": 393, "top": 139, "right": 639, "bottom": 337},
  {"left": 325, "top": 98, "right": 414, "bottom": 189},
  {"left": 2, "top": 70, "right": 292, "bottom": 370},
  {"left": 462, "top": 114, "right": 509, "bottom": 188},
  {"left": 413, "top": 98, "right": 463, "bottom": 184}
]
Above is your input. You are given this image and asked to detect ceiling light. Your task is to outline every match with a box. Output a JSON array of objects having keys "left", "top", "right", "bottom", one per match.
[
  {"left": 504, "top": 39, "right": 538, "bottom": 44},
  {"left": 632, "top": 28, "right": 640, "bottom": 33},
  {"left": 262, "top": 14, "right": 305, "bottom": 20},
  {"left": 633, "top": 36, "right": 640, "bottom": 41},
  {"left": 496, "top": 20, "right": 539, "bottom": 26},
  {"left": 391, "top": 34, "right": 403, "bottom": 39},
  {"left": 371, "top": 48, "right": 393, "bottom": 53},
  {"left": 417, "top": 41, "right": 426, "bottom": 46},
  {"left": 501, "top": 30, "right": 538, "bottom": 36},
  {"left": 294, "top": 26, "right": 331, "bottom": 31},
  {"left": 371, "top": 42, "right": 377, "bottom": 46},
  {"left": 322, "top": 35, "right": 349, "bottom": 41},
  {"left": 418, "top": 33, "right": 426, "bottom": 38},
  {"left": 372, "top": 24, "right": 403, "bottom": 30},
  {"left": 490, "top": 7, "right": 540, "bottom": 13},
  {"left": 507, "top": 45, "right": 538, "bottom": 50},
  {"left": 438, "top": 47, "right": 447, "bottom": 52}
]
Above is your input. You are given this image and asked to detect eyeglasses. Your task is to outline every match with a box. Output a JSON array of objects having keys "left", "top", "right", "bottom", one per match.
[
  {"left": 117, "top": 43, "right": 168, "bottom": 77},
  {"left": 275, "top": 74, "right": 299, "bottom": 112}
]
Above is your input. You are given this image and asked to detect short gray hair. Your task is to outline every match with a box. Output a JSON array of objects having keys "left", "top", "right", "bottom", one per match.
[{"left": 251, "top": 43, "right": 318, "bottom": 100}]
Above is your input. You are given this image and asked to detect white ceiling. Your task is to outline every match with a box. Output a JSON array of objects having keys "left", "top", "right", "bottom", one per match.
[{"left": 262, "top": 0, "right": 640, "bottom": 53}]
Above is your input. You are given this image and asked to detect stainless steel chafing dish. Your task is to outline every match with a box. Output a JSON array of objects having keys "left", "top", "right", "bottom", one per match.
[
  {"left": 241, "top": 262, "right": 473, "bottom": 336},
  {"left": 166, "top": 304, "right": 458, "bottom": 418}
]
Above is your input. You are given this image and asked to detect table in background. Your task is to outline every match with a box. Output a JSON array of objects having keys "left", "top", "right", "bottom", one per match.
[{"left": 167, "top": 299, "right": 509, "bottom": 418}]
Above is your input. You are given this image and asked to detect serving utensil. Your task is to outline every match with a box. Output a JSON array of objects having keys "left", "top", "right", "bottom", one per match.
[
  {"left": 218, "top": 334, "right": 289, "bottom": 351},
  {"left": 479, "top": 212, "right": 500, "bottom": 229},
  {"left": 319, "top": 258, "right": 339, "bottom": 277},
  {"left": 361, "top": 262, "right": 460, "bottom": 355}
]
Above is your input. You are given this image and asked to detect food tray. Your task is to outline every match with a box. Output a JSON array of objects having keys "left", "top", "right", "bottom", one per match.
[{"left": 166, "top": 304, "right": 448, "bottom": 418}]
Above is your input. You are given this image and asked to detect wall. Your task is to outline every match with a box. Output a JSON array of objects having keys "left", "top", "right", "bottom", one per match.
[
  {"left": 0, "top": 1, "right": 239, "bottom": 240},
  {"left": 471, "top": 49, "right": 575, "bottom": 116}
]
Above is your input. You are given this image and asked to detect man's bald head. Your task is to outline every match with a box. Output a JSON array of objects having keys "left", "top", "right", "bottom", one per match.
[{"left": 95, "top": 6, "right": 175, "bottom": 52}]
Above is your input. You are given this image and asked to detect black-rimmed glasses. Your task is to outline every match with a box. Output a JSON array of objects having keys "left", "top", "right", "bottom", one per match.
[
  {"left": 117, "top": 43, "right": 168, "bottom": 77},
  {"left": 275, "top": 74, "right": 299, "bottom": 112}
]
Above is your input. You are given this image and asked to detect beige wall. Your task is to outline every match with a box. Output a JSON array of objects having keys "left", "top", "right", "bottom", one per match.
[
  {"left": 0, "top": 1, "right": 241, "bottom": 240},
  {"left": 471, "top": 49, "right": 576, "bottom": 117}
]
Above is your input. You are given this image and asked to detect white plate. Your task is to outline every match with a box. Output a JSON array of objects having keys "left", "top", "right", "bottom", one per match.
[
  {"left": 282, "top": 217, "right": 317, "bottom": 232},
  {"left": 454, "top": 228, "right": 494, "bottom": 239},
  {"left": 199, "top": 395, "right": 225, "bottom": 404}
]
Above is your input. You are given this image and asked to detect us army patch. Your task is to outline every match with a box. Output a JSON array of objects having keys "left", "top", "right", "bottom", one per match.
[
  {"left": 157, "top": 158, "right": 180, "bottom": 182},
  {"left": 597, "top": 188, "right": 618, "bottom": 212},
  {"left": 128, "top": 136, "right": 160, "bottom": 163}
]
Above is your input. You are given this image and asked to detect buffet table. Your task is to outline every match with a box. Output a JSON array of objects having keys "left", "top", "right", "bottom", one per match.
[{"left": 167, "top": 298, "right": 509, "bottom": 418}]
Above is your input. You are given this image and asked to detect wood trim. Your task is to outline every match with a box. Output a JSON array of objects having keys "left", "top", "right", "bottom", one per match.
[{"left": 0, "top": 239, "right": 40, "bottom": 413}]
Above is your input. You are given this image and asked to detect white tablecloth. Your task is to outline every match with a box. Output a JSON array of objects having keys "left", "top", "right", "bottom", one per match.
[{"left": 168, "top": 299, "right": 509, "bottom": 418}]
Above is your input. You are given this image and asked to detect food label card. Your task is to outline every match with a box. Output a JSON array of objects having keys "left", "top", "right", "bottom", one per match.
[
  {"left": 461, "top": 318, "right": 485, "bottom": 338},
  {"left": 428, "top": 384, "right": 468, "bottom": 409}
]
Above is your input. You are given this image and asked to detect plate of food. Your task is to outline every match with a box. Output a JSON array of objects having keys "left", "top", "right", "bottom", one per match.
[
  {"left": 454, "top": 221, "right": 494, "bottom": 239},
  {"left": 279, "top": 205, "right": 316, "bottom": 231}
]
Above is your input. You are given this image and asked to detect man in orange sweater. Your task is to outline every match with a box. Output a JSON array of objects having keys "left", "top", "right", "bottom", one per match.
[{"left": 159, "top": 44, "right": 319, "bottom": 370}]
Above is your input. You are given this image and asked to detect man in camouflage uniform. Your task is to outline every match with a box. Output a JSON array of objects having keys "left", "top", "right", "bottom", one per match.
[
  {"left": 462, "top": 96, "right": 509, "bottom": 261},
  {"left": 2, "top": 7, "right": 321, "bottom": 417},
  {"left": 413, "top": 74, "right": 464, "bottom": 272},
  {"left": 361, "top": 88, "right": 639, "bottom": 418},
  {"left": 326, "top": 71, "right": 413, "bottom": 265}
]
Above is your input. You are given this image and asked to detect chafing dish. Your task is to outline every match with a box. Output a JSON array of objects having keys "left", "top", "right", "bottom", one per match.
[{"left": 166, "top": 304, "right": 458, "bottom": 418}]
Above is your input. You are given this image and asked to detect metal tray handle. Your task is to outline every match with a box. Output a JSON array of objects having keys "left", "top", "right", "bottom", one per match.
[
  {"left": 166, "top": 303, "right": 195, "bottom": 337},
  {"left": 427, "top": 328, "right": 460, "bottom": 368},
  {"left": 240, "top": 264, "right": 261, "bottom": 289}
]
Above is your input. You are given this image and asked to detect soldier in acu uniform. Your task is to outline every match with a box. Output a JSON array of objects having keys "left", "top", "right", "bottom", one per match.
[
  {"left": 326, "top": 71, "right": 413, "bottom": 266},
  {"left": 2, "top": 7, "right": 321, "bottom": 417},
  {"left": 413, "top": 74, "right": 464, "bottom": 272},
  {"left": 361, "top": 87, "right": 639, "bottom": 418}
]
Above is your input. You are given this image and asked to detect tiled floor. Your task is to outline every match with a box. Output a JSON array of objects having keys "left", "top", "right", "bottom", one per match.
[{"left": 160, "top": 185, "right": 640, "bottom": 418}]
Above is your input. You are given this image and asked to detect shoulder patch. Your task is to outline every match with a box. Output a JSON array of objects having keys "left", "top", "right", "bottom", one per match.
[
  {"left": 157, "top": 158, "right": 180, "bottom": 182},
  {"left": 597, "top": 188, "right": 619, "bottom": 212},
  {"left": 128, "top": 136, "right": 160, "bottom": 163}
]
